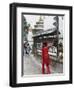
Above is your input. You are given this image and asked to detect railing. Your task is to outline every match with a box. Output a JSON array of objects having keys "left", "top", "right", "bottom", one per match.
[{"left": 36, "top": 49, "right": 63, "bottom": 63}]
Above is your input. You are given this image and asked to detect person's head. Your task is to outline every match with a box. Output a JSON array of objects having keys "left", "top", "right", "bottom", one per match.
[
  {"left": 27, "top": 43, "right": 29, "bottom": 46},
  {"left": 43, "top": 42, "right": 47, "bottom": 47}
]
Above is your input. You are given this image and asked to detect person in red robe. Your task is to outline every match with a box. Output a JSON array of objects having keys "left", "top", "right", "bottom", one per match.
[{"left": 42, "top": 42, "right": 51, "bottom": 74}]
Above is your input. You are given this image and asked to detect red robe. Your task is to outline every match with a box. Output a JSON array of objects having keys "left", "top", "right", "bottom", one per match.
[{"left": 42, "top": 47, "right": 51, "bottom": 65}]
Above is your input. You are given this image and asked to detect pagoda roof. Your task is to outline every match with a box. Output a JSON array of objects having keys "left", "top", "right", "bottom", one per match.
[{"left": 32, "top": 28, "right": 60, "bottom": 38}]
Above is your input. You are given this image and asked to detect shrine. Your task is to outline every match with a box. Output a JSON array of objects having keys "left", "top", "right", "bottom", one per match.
[{"left": 32, "top": 16, "right": 61, "bottom": 63}]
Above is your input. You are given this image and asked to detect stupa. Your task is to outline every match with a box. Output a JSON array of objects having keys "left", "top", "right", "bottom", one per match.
[{"left": 32, "top": 16, "right": 44, "bottom": 35}]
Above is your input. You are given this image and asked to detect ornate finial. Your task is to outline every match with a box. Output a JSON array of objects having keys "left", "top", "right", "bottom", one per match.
[{"left": 39, "top": 16, "right": 43, "bottom": 21}]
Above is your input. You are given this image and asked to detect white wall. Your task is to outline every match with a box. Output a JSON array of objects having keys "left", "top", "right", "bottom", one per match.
[{"left": 0, "top": 0, "right": 74, "bottom": 89}]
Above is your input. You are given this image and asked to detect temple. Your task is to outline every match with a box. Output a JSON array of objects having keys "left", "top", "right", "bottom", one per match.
[{"left": 32, "top": 16, "right": 63, "bottom": 64}]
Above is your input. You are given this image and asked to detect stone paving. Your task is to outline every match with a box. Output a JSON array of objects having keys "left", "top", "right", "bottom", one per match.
[{"left": 23, "top": 54, "right": 63, "bottom": 75}]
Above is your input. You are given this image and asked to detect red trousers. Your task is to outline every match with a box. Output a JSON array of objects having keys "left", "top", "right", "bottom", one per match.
[{"left": 42, "top": 63, "right": 51, "bottom": 74}]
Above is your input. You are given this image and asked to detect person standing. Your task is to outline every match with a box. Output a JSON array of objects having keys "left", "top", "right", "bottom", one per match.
[
  {"left": 27, "top": 43, "right": 31, "bottom": 55},
  {"left": 42, "top": 42, "right": 51, "bottom": 74}
]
